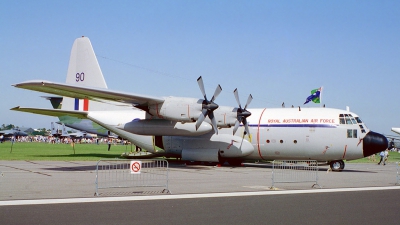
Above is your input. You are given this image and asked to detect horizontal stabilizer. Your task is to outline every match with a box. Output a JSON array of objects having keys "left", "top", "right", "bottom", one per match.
[{"left": 11, "top": 106, "right": 88, "bottom": 119}]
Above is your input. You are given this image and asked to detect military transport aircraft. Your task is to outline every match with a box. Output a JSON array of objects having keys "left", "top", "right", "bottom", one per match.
[{"left": 11, "top": 37, "right": 388, "bottom": 171}]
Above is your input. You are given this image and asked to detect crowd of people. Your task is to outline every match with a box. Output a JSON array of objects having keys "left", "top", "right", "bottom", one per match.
[{"left": 0, "top": 135, "right": 131, "bottom": 146}]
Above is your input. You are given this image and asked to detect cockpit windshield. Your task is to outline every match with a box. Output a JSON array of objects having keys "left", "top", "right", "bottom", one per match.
[
  {"left": 339, "top": 114, "right": 358, "bottom": 124},
  {"left": 339, "top": 114, "right": 367, "bottom": 133}
]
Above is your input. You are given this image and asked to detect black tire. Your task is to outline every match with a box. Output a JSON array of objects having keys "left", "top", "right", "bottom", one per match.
[{"left": 330, "top": 160, "right": 345, "bottom": 171}]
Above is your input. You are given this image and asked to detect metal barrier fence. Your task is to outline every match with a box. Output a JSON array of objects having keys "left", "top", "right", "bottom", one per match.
[
  {"left": 271, "top": 160, "right": 320, "bottom": 189},
  {"left": 95, "top": 159, "right": 169, "bottom": 196}
]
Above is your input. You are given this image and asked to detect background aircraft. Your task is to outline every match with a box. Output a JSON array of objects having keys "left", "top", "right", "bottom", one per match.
[
  {"left": 0, "top": 128, "right": 28, "bottom": 143},
  {"left": 51, "top": 122, "right": 93, "bottom": 139},
  {"left": 11, "top": 37, "right": 388, "bottom": 171},
  {"left": 391, "top": 128, "right": 400, "bottom": 135}
]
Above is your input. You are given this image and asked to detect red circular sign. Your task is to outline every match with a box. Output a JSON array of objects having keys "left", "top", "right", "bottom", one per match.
[{"left": 131, "top": 162, "right": 141, "bottom": 172}]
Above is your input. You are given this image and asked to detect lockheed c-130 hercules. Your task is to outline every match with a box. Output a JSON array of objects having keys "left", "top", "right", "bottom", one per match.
[{"left": 11, "top": 36, "right": 388, "bottom": 171}]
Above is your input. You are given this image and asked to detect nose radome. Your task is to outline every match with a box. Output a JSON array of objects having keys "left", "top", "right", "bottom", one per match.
[{"left": 363, "top": 131, "right": 388, "bottom": 157}]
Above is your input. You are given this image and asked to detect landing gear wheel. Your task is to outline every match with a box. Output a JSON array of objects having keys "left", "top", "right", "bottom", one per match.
[
  {"left": 330, "top": 160, "right": 345, "bottom": 171},
  {"left": 227, "top": 159, "right": 243, "bottom": 167}
]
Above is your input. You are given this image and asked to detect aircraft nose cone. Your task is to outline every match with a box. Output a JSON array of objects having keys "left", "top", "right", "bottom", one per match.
[{"left": 363, "top": 131, "right": 388, "bottom": 157}]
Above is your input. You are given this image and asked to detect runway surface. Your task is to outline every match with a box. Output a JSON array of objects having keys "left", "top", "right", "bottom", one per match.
[{"left": 1, "top": 161, "right": 399, "bottom": 224}]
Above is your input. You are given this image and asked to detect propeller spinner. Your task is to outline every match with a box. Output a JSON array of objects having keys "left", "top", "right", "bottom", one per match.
[
  {"left": 233, "top": 88, "right": 253, "bottom": 136},
  {"left": 195, "top": 76, "right": 222, "bottom": 134}
]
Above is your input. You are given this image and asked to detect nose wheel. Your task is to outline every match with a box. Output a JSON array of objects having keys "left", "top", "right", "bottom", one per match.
[{"left": 330, "top": 160, "right": 345, "bottom": 171}]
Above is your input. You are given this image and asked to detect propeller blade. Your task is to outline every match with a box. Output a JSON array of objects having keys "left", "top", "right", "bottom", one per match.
[
  {"left": 210, "top": 85, "right": 222, "bottom": 102},
  {"left": 233, "top": 120, "right": 240, "bottom": 135},
  {"left": 244, "top": 94, "right": 253, "bottom": 110},
  {"left": 209, "top": 112, "right": 218, "bottom": 134},
  {"left": 196, "top": 76, "right": 221, "bottom": 134},
  {"left": 243, "top": 119, "right": 250, "bottom": 136},
  {"left": 232, "top": 88, "right": 252, "bottom": 136},
  {"left": 195, "top": 109, "right": 208, "bottom": 130},
  {"left": 197, "top": 76, "right": 207, "bottom": 100},
  {"left": 233, "top": 88, "right": 241, "bottom": 108}
]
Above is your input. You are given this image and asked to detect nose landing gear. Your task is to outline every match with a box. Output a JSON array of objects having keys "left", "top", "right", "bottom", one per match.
[{"left": 329, "top": 160, "right": 345, "bottom": 171}]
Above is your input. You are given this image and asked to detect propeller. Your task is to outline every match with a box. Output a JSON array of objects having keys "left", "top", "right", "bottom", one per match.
[
  {"left": 233, "top": 88, "right": 253, "bottom": 136},
  {"left": 195, "top": 76, "right": 222, "bottom": 134}
]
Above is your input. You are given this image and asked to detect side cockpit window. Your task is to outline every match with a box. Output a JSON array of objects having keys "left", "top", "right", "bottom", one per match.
[
  {"left": 347, "top": 129, "right": 358, "bottom": 138},
  {"left": 339, "top": 114, "right": 345, "bottom": 124}
]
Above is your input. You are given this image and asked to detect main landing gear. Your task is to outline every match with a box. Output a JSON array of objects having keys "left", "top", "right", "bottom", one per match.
[{"left": 329, "top": 160, "right": 345, "bottom": 171}]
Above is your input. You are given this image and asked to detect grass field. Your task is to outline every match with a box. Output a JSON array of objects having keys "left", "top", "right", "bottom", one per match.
[
  {"left": 0, "top": 142, "right": 136, "bottom": 161},
  {"left": 1, "top": 141, "right": 399, "bottom": 163}
]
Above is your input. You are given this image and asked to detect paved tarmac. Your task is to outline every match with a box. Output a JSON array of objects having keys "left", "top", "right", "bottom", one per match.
[
  {"left": 1, "top": 160, "right": 400, "bottom": 225},
  {"left": 0, "top": 160, "right": 399, "bottom": 200}
]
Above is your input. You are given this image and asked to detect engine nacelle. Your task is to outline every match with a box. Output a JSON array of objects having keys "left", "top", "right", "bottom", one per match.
[
  {"left": 148, "top": 97, "right": 202, "bottom": 122},
  {"left": 117, "top": 119, "right": 212, "bottom": 136},
  {"left": 147, "top": 97, "right": 247, "bottom": 130},
  {"left": 213, "top": 106, "right": 240, "bottom": 128}
]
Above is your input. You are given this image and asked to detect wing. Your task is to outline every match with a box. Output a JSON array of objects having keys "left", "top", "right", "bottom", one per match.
[
  {"left": 11, "top": 106, "right": 89, "bottom": 119},
  {"left": 13, "top": 80, "right": 165, "bottom": 107}
]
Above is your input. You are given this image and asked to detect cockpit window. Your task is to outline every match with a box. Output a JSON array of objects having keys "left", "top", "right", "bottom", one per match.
[
  {"left": 345, "top": 116, "right": 352, "bottom": 124},
  {"left": 339, "top": 114, "right": 362, "bottom": 125}
]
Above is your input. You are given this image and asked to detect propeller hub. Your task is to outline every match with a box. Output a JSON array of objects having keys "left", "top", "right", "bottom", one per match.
[
  {"left": 238, "top": 110, "right": 251, "bottom": 118},
  {"left": 204, "top": 102, "right": 219, "bottom": 111}
]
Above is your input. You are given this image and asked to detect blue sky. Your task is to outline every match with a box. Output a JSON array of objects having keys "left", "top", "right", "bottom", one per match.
[{"left": 1, "top": 0, "right": 399, "bottom": 135}]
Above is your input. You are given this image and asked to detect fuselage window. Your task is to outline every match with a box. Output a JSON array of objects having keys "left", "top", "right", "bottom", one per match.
[
  {"left": 353, "top": 129, "right": 357, "bottom": 138},
  {"left": 355, "top": 117, "right": 363, "bottom": 123},
  {"left": 347, "top": 129, "right": 353, "bottom": 138}
]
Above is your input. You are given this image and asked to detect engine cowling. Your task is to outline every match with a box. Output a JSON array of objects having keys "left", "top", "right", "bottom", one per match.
[
  {"left": 148, "top": 97, "right": 202, "bottom": 122},
  {"left": 147, "top": 97, "right": 247, "bottom": 131}
]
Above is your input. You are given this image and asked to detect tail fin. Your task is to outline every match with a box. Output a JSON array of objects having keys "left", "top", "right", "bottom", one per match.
[
  {"left": 62, "top": 36, "right": 112, "bottom": 111},
  {"left": 61, "top": 124, "right": 69, "bottom": 137},
  {"left": 51, "top": 122, "right": 58, "bottom": 136},
  {"left": 66, "top": 36, "right": 107, "bottom": 88}
]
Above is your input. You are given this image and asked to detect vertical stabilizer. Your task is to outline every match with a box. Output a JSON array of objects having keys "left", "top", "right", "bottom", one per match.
[
  {"left": 61, "top": 124, "right": 69, "bottom": 137},
  {"left": 66, "top": 36, "right": 107, "bottom": 88},
  {"left": 63, "top": 36, "right": 112, "bottom": 111},
  {"left": 51, "top": 122, "right": 58, "bottom": 136}
]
